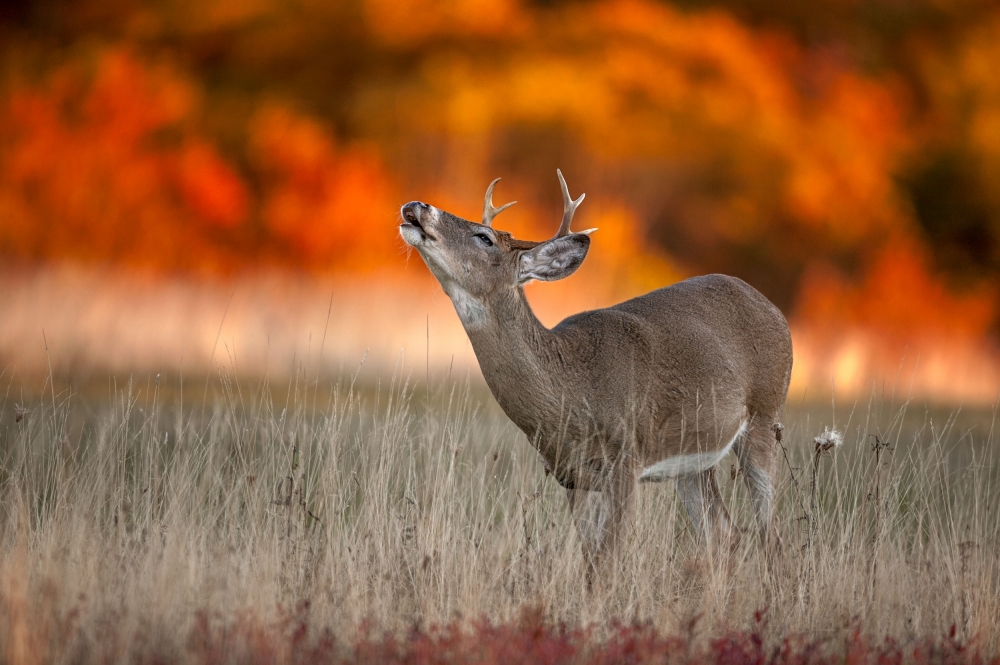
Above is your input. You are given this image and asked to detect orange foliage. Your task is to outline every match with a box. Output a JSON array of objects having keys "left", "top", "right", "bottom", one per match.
[
  {"left": 378, "top": 0, "right": 911, "bottom": 262},
  {"left": 0, "top": 49, "right": 397, "bottom": 273},
  {"left": 0, "top": 50, "right": 228, "bottom": 271},
  {"left": 790, "top": 237, "right": 999, "bottom": 402},
  {"left": 920, "top": 13, "right": 1000, "bottom": 203},
  {"left": 1, "top": 0, "right": 999, "bottom": 397},
  {"left": 250, "top": 106, "right": 395, "bottom": 268},
  {"left": 175, "top": 141, "right": 249, "bottom": 229},
  {"left": 363, "top": 0, "right": 528, "bottom": 43},
  {"left": 796, "top": 237, "right": 996, "bottom": 343}
]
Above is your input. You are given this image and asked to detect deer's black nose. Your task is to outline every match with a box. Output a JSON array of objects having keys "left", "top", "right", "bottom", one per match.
[{"left": 401, "top": 202, "right": 427, "bottom": 226}]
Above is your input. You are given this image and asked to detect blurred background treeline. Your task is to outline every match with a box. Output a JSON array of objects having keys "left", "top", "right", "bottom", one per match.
[{"left": 1, "top": 0, "right": 999, "bottom": 402}]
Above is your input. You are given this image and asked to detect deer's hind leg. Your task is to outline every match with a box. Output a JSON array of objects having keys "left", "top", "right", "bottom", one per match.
[
  {"left": 733, "top": 415, "right": 783, "bottom": 555},
  {"left": 676, "top": 467, "right": 740, "bottom": 559}
]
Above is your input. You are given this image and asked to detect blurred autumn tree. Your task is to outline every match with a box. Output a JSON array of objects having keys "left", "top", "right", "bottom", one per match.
[{"left": 0, "top": 0, "right": 998, "bottom": 343}]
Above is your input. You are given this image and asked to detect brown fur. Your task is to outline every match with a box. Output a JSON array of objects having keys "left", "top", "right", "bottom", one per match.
[{"left": 399, "top": 181, "right": 792, "bottom": 584}]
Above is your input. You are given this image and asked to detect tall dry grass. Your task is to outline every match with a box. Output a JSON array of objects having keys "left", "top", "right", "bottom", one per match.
[{"left": 0, "top": 364, "right": 998, "bottom": 662}]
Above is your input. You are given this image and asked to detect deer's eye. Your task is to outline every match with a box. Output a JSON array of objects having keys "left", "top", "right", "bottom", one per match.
[{"left": 474, "top": 233, "right": 494, "bottom": 247}]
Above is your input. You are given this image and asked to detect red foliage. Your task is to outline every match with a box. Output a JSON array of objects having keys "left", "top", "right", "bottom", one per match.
[
  {"left": 0, "top": 49, "right": 397, "bottom": 274},
  {"left": 56, "top": 604, "right": 998, "bottom": 665}
]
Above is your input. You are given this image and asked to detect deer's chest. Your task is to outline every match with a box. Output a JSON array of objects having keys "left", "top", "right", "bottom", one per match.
[{"left": 527, "top": 422, "right": 628, "bottom": 491}]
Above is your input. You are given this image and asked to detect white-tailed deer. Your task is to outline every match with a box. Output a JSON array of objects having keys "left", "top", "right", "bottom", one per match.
[{"left": 399, "top": 171, "right": 792, "bottom": 583}]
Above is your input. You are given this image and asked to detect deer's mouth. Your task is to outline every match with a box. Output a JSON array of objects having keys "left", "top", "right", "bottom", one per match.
[
  {"left": 400, "top": 218, "right": 431, "bottom": 244},
  {"left": 400, "top": 220, "right": 438, "bottom": 244},
  {"left": 399, "top": 202, "right": 439, "bottom": 245}
]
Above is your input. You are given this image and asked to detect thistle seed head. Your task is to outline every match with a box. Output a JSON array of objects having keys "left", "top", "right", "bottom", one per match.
[{"left": 814, "top": 428, "right": 844, "bottom": 454}]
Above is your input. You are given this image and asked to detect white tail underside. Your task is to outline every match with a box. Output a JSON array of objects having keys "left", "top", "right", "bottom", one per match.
[{"left": 639, "top": 420, "right": 747, "bottom": 482}]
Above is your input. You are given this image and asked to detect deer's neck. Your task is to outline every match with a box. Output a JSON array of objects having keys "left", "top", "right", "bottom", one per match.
[{"left": 454, "top": 287, "right": 564, "bottom": 438}]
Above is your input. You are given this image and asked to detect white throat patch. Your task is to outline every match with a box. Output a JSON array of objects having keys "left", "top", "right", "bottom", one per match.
[{"left": 448, "top": 286, "right": 488, "bottom": 328}]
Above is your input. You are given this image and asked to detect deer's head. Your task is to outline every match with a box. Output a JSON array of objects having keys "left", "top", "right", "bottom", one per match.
[{"left": 399, "top": 170, "right": 595, "bottom": 326}]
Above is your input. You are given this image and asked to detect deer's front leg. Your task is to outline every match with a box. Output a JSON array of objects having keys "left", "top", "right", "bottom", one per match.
[
  {"left": 566, "top": 488, "right": 604, "bottom": 583},
  {"left": 567, "top": 464, "right": 637, "bottom": 589}
]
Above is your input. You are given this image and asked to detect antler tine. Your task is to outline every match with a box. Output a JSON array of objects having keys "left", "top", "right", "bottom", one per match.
[
  {"left": 555, "top": 169, "right": 586, "bottom": 237},
  {"left": 482, "top": 178, "right": 516, "bottom": 227}
]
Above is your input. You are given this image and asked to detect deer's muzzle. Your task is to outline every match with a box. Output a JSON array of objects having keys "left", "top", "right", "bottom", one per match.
[{"left": 399, "top": 201, "right": 434, "bottom": 244}]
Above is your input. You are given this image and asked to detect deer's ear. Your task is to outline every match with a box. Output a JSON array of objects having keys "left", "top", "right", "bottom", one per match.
[{"left": 518, "top": 234, "right": 590, "bottom": 284}]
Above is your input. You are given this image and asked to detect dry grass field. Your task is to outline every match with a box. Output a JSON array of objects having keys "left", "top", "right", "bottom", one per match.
[{"left": 1, "top": 365, "right": 998, "bottom": 663}]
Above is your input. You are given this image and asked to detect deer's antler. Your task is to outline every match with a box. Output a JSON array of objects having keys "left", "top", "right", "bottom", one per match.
[
  {"left": 555, "top": 169, "right": 593, "bottom": 237},
  {"left": 482, "top": 178, "right": 516, "bottom": 227}
]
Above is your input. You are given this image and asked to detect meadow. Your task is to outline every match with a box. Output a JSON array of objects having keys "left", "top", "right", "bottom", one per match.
[
  {"left": 5, "top": 0, "right": 1000, "bottom": 660},
  {"left": 0, "top": 365, "right": 998, "bottom": 664}
]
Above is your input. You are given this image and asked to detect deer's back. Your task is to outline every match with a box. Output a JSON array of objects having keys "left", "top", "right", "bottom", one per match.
[{"left": 552, "top": 274, "right": 791, "bottom": 456}]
